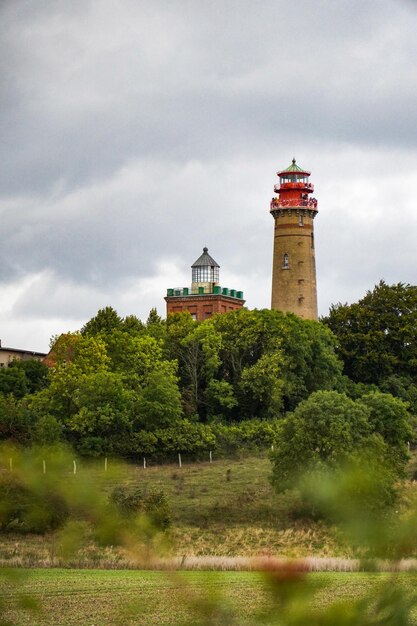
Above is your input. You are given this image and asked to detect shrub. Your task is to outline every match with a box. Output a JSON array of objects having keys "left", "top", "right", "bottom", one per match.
[
  {"left": 0, "top": 473, "right": 69, "bottom": 534},
  {"left": 117, "top": 419, "right": 281, "bottom": 460},
  {"left": 212, "top": 419, "right": 280, "bottom": 455},
  {"left": 109, "top": 485, "right": 171, "bottom": 530}
]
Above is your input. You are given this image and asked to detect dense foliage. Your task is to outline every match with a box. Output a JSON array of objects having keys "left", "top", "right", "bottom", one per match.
[
  {"left": 323, "top": 281, "right": 417, "bottom": 392},
  {"left": 270, "top": 389, "right": 412, "bottom": 516},
  {"left": 0, "top": 307, "right": 346, "bottom": 458},
  {"left": 1, "top": 295, "right": 416, "bottom": 467}
]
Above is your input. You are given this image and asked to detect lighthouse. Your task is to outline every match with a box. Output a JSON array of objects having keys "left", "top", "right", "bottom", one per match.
[
  {"left": 165, "top": 247, "right": 245, "bottom": 321},
  {"left": 270, "top": 159, "right": 318, "bottom": 320}
]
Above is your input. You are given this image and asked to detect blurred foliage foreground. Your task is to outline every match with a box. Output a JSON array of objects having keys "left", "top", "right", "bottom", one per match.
[{"left": 2, "top": 445, "right": 417, "bottom": 624}]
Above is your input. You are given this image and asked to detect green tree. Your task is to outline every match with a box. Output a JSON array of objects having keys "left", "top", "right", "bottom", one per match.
[
  {"left": 8, "top": 359, "right": 49, "bottom": 394},
  {"left": 238, "top": 351, "right": 284, "bottom": 418},
  {"left": 146, "top": 308, "right": 166, "bottom": 342},
  {"left": 31, "top": 414, "right": 62, "bottom": 445},
  {"left": 134, "top": 362, "right": 183, "bottom": 430},
  {"left": 359, "top": 391, "right": 412, "bottom": 469},
  {"left": 205, "top": 379, "right": 237, "bottom": 420},
  {"left": 121, "top": 314, "right": 145, "bottom": 334},
  {"left": 81, "top": 306, "right": 122, "bottom": 336},
  {"left": 27, "top": 334, "right": 130, "bottom": 452},
  {"left": 66, "top": 370, "right": 134, "bottom": 447},
  {"left": 379, "top": 374, "right": 417, "bottom": 416},
  {"left": 323, "top": 281, "right": 417, "bottom": 385},
  {"left": 210, "top": 309, "right": 342, "bottom": 416},
  {"left": 0, "top": 395, "right": 31, "bottom": 444},
  {"left": 270, "top": 390, "right": 372, "bottom": 493},
  {"left": 0, "top": 367, "right": 27, "bottom": 398},
  {"left": 105, "top": 331, "right": 165, "bottom": 390},
  {"left": 46, "top": 333, "right": 109, "bottom": 372},
  {"left": 164, "top": 309, "right": 343, "bottom": 422}
]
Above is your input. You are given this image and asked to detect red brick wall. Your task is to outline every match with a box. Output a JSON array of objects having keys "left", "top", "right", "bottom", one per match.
[{"left": 165, "top": 295, "right": 245, "bottom": 321}]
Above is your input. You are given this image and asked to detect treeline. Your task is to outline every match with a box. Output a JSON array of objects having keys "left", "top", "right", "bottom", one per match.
[{"left": 1, "top": 282, "right": 416, "bottom": 463}]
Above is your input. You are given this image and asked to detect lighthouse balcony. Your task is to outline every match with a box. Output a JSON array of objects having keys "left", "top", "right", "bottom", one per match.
[
  {"left": 270, "top": 197, "right": 318, "bottom": 210},
  {"left": 274, "top": 182, "right": 314, "bottom": 193}
]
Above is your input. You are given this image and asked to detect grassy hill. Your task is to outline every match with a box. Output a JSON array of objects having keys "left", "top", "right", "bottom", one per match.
[{"left": 0, "top": 454, "right": 344, "bottom": 567}]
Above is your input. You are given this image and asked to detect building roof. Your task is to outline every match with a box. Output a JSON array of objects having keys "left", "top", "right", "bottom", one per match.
[
  {"left": 278, "top": 158, "right": 310, "bottom": 176},
  {"left": 191, "top": 247, "right": 220, "bottom": 268},
  {"left": 0, "top": 346, "right": 47, "bottom": 357}
]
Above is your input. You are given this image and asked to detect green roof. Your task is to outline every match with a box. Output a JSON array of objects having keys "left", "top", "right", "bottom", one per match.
[{"left": 278, "top": 157, "right": 310, "bottom": 176}]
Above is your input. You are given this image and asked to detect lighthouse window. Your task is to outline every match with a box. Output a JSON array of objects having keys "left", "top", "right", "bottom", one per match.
[
  {"left": 311, "top": 233, "right": 314, "bottom": 249},
  {"left": 283, "top": 253, "right": 289, "bottom": 268},
  {"left": 298, "top": 214, "right": 304, "bottom": 227},
  {"left": 192, "top": 266, "right": 219, "bottom": 283}
]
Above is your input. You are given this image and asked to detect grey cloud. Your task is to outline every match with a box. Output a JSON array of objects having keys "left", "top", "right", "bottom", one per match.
[
  {"left": 1, "top": 0, "right": 417, "bottom": 194},
  {"left": 1, "top": 0, "right": 417, "bottom": 350}
]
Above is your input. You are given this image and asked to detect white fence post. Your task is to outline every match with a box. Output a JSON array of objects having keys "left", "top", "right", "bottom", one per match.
[
  {"left": 73, "top": 460, "right": 77, "bottom": 475},
  {"left": 178, "top": 453, "right": 182, "bottom": 468}
]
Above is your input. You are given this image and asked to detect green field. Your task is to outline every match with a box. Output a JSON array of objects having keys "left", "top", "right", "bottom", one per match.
[{"left": 1, "top": 569, "right": 417, "bottom": 625}]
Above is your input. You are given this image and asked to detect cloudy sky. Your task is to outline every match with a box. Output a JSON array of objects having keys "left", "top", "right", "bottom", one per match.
[{"left": 1, "top": 0, "right": 417, "bottom": 352}]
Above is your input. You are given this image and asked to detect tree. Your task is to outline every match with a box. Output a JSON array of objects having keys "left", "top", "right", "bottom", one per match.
[
  {"left": 205, "top": 380, "right": 237, "bottom": 420},
  {"left": 8, "top": 359, "right": 49, "bottom": 394},
  {"left": 0, "top": 395, "right": 31, "bottom": 444},
  {"left": 209, "top": 309, "right": 343, "bottom": 416},
  {"left": 134, "top": 362, "right": 183, "bottom": 430},
  {"left": 145, "top": 308, "right": 166, "bottom": 342},
  {"left": 121, "top": 315, "right": 145, "bottom": 334},
  {"left": 31, "top": 415, "right": 62, "bottom": 445},
  {"left": 46, "top": 333, "right": 109, "bottom": 372},
  {"left": 323, "top": 281, "right": 417, "bottom": 385},
  {"left": 104, "top": 331, "right": 165, "bottom": 390},
  {"left": 81, "top": 306, "right": 122, "bottom": 336},
  {"left": 238, "top": 352, "right": 284, "bottom": 419},
  {"left": 27, "top": 333, "right": 128, "bottom": 452},
  {"left": 0, "top": 367, "right": 27, "bottom": 398},
  {"left": 359, "top": 391, "right": 412, "bottom": 469},
  {"left": 164, "top": 313, "right": 201, "bottom": 416},
  {"left": 270, "top": 391, "right": 372, "bottom": 493},
  {"left": 162, "top": 309, "right": 343, "bottom": 422}
]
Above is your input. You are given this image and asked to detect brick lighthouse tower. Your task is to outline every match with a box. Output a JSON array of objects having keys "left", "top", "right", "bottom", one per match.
[{"left": 270, "top": 158, "right": 318, "bottom": 320}]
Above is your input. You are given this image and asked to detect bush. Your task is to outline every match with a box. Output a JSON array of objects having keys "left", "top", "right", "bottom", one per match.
[
  {"left": 0, "top": 473, "right": 69, "bottom": 534},
  {"left": 109, "top": 485, "right": 171, "bottom": 530},
  {"left": 212, "top": 419, "right": 280, "bottom": 455},
  {"left": 116, "top": 419, "right": 281, "bottom": 460}
]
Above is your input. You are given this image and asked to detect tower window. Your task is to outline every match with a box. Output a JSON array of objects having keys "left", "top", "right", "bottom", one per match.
[
  {"left": 283, "top": 253, "right": 289, "bottom": 268},
  {"left": 298, "top": 214, "right": 304, "bottom": 227},
  {"left": 192, "top": 266, "right": 219, "bottom": 283},
  {"left": 311, "top": 233, "right": 314, "bottom": 249}
]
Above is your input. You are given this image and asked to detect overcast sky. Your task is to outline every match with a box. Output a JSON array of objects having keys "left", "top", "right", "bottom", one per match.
[{"left": 1, "top": 0, "right": 417, "bottom": 352}]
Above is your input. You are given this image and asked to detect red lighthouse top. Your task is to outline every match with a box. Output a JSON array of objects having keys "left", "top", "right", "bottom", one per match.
[{"left": 270, "top": 158, "right": 318, "bottom": 213}]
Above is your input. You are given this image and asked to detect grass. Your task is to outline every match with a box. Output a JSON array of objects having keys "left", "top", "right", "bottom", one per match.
[
  {"left": 2, "top": 453, "right": 417, "bottom": 568},
  {"left": 2, "top": 569, "right": 417, "bottom": 625},
  {"left": 0, "top": 454, "right": 345, "bottom": 567}
]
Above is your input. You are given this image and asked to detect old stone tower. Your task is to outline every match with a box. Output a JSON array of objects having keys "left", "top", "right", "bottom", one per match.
[{"left": 270, "top": 159, "right": 318, "bottom": 320}]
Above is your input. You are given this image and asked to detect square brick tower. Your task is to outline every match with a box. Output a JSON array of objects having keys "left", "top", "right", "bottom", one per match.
[
  {"left": 270, "top": 159, "right": 318, "bottom": 320},
  {"left": 165, "top": 247, "right": 245, "bottom": 321}
]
